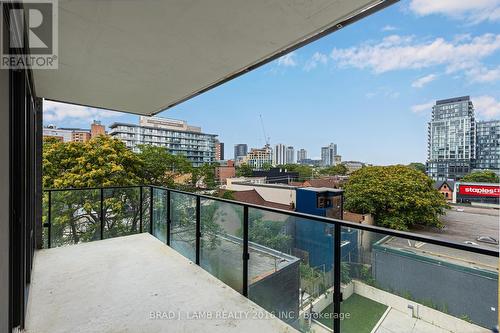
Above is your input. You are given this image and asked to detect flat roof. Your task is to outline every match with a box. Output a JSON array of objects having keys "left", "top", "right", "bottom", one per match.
[
  {"left": 33, "top": 0, "right": 391, "bottom": 115},
  {"left": 299, "top": 187, "right": 344, "bottom": 193},
  {"left": 376, "top": 236, "right": 498, "bottom": 273},
  {"left": 436, "top": 96, "right": 470, "bottom": 105},
  {"left": 109, "top": 122, "right": 217, "bottom": 137}
]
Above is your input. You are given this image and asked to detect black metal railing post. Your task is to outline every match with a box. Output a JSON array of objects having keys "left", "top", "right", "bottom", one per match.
[
  {"left": 149, "top": 186, "right": 153, "bottom": 235},
  {"left": 333, "top": 223, "right": 342, "bottom": 333},
  {"left": 47, "top": 190, "right": 52, "bottom": 248},
  {"left": 100, "top": 188, "right": 104, "bottom": 240},
  {"left": 139, "top": 186, "right": 143, "bottom": 233},
  {"left": 242, "top": 205, "right": 249, "bottom": 297},
  {"left": 195, "top": 196, "right": 201, "bottom": 265},
  {"left": 166, "top": 190, "right": 171, "bottom": 246}
]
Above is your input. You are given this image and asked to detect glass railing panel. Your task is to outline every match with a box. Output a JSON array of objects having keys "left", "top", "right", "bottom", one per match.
[
  {"left": 337, "top": 225, "right": 499, "bottom": 333},
  {"left": 152, "top": 188, "right": 168, "bottom": 243},
  {"left": 42, "top": 191, "right": 48, "bottom": 248},
  {"left": 142, "top": 187, "right": 151, "bottom": 234},
  {"left": 170, "top": 191, "right": 196, "bottom": 261},
  {"left": 247, "top": 208, "right": 335, "bottom": 332},
  {"left": 200, "top": 198, "right": 243, "bottom": 292},
  {"left": 49, "top": 189, "right": 100, "bottom": 247},
  {"left": 102, "top": 187, "right": 141, "bottom": 239}
]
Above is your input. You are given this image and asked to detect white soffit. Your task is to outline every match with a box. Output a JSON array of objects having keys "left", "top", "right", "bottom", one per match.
[{"left": 33, "top": 0, "right": 388, "bottom": 115}]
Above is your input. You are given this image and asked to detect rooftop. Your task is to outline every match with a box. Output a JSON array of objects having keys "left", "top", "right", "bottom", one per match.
[
  {"left": 25, "top": 233, "right": 298, "bottom": 333},
  {"left": 219, "top": 189, "right": 293, "bottom": 211},
  {"left": 378, "top": 236, "right": 498, "bottom": 272}
]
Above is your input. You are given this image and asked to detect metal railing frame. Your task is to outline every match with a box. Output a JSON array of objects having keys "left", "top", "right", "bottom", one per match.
[{"left": 42, "top": 185, "right": 499, "bottom": 332}]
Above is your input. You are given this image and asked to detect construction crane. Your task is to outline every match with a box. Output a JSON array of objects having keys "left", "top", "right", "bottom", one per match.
[{"left": 259, "top": 114, "right": 270, "bottom": 147}]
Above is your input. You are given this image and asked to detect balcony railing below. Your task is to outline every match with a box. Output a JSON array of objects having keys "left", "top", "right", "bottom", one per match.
[{"left": 41, "top": 185, "right": 499, "bottom": 333}]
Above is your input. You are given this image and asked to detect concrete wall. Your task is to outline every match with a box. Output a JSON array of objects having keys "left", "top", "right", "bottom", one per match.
[
  {"left": 0, "top": 65, "right": 9, "bottom": 331},
  {"left": 372, "top": 246, "right": 498, "bottom": 329},
  {"left": 249, "top": 260, "right": 300, "bottom": 325}
]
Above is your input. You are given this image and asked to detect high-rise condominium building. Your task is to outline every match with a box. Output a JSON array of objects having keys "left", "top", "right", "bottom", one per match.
[
  {"left": 286, "top": 146, "right": 295, "bottom": 164},
  {"left": 297, "top": 149, "right": 307, "bottom": 162},
  {"left": 234, "top": 144, "right": 248, "bottom": 160},
  {"left": 475, "top": 120, "right": 500, "bottom": 172},
  {"left": 243, "top": 145, "right": 272, "bottom": 170},
  {"left": 109, "top": 116, "right": 217, "bottom": 167},
  {"left": 215, "top": 141, "right": 224, "bottom": 161},
  {"left": 321, "top": 143, "right": 337, "bottom": 166},
  {"left": 273, "top": 144, "right": 286, "bottom": 165},
  {"left": 427, "top": 96, "right": 475, "bottom": 181}
]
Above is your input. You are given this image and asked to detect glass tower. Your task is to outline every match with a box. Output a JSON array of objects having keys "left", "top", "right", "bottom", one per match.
[{"left": 426, "top": 96, "right": 475, "bottom": 181}]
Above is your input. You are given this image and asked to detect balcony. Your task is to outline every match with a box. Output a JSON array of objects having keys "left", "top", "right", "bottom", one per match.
[
  {"left": 25, "top": 233, "right": 295, "bottom": 333},
  {"left": 28, "top": 186, "right": 499, "bottom": 333}
]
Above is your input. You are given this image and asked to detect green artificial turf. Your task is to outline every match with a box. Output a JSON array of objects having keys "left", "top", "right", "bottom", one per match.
[{"left": 317, "top": 293, "right": 387, "bottom": 333}]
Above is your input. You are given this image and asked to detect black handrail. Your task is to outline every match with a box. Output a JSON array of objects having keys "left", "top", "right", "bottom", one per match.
[{"left": 43, "top": 185, "right": 499, "bottom": 257}]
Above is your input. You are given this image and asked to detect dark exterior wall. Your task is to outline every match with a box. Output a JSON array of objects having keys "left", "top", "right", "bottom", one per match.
[
  {"left": 249, "top": 260, "right": 300, "bottom": 325},
  {"left": 294, "top": 189, "right": 357, "bottom": 270},
  {"left": 252, "top": 169, "right": 299, "bottom": 184},
  {"left": 0, "top": 58, "right": 9, "bottom": 333},
  {"left": 372, "top": 246, "right": 498, "bottom": 328}
]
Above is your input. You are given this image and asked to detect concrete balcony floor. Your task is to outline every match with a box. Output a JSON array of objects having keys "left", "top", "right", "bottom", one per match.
[{"left": 25, "top": 233, "right": 298, "bottom": 333}]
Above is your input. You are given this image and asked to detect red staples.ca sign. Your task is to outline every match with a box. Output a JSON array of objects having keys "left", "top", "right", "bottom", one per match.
[{"left": 458, "top": 185, "right": 500, "bottom": 197}]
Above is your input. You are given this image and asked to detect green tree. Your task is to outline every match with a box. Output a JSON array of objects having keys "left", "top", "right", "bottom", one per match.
[
  {"left": 43, "top": 136, "right": 145, "bottom": 245},
  {"left": 407, "top": 162, "right": 426, "bottom": 173},
  {"left": 261, "top": 162, "right": 273, "bottom": 171},
  {"left": 249, "top": 219, "right": 291, "bottom": 252},
  {"left": 319, "top": 164, "right": 348, "bottom": 176},
  {"left": 136, "top": 144, "right": 192, "bottom": 186},
  {"left": 43, "top": 135, "right": 143, "bottom": 189},
  {"left": 275, "top": 164, "right": 316, "bottom": 180},
  {"left": 236, "top": 163, "right": 253, "bottom": 177},
  {"left": 461, "top": 170, "right": 499, "bottom": 183},
  {"left": 192, "top": 162, "right": 219, "bottom": 189},
  {"left": 344, "top": 165, "right": 448, "bottom": 230}
]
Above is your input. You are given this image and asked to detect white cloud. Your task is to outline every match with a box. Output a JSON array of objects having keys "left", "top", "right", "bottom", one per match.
[
  {"left": 409, "top": 0, "right": 500, "bottom": 24},
  {"left": 466, "top": 65, "right": 500, "bottom": 83},
  {"left": 366, "top": 87, "right": 400, "bottom": 99},
  {"left": 381, "top": 25, "right": 397, "bottom": 32},
  {"left": 473, "top": 95, "right": 500, "bottom": 119},
  {"left": 330, "top": 33, "right": 500, "bottom": 80},
  {"left": 43, "top": 100, "right": 118, "bottom": 123},
  {"left": 411, "top": 101, "right": 434, "bottom": 113},
  {"left": 411, "top": 73, "right": 437, "bottom": 88},
  {"left": 303, "top": 52, "right": 328, "bottom": 71},
  {"left": 277, "top": 52, "right": 298, "bottom": 67}
]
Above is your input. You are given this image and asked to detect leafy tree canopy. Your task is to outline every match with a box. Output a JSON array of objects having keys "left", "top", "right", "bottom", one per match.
[
  {"left": 275, "top": 164, "right": 317, "bottom": 180},
  {"left": 319, "top": 164, "right": 348, "bottom": 176},
  {"left": 236, "top": 163, "right": 253, "bottom": 177},
  {"left": 461, "top": 170, "right": 499, "bottom": 184},
  {"left": 407, "top": 162, "right": 426, "bottom": 173},
  {"left": 343, "top": 165, "right": 448, "bottom": 230},
  {"left": 192, "top": 162, "right": 219, "bottom": 189},
  {"left": 136, "top": 144, "right": 192, "bottom": 186},
  {"left": 261, "top": 162, "right": 272, "bottom": 171},
  {"left": 43, "top": 136, "right": 143, "bottom": 188}
]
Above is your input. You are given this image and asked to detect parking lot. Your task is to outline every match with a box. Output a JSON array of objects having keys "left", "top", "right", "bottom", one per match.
[{"left": 412, "top": 205, "right": 499, "bottom": 250}]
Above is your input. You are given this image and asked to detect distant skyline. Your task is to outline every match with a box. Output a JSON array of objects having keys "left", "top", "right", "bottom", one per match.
[{"left": 43, "top": 0, "right": 500, "bottom": 165}]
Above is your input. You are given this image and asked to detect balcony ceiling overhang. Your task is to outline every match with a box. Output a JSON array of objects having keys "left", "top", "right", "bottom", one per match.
[{"left": 33, "top": 0, "right": 391, "bottom": 115}]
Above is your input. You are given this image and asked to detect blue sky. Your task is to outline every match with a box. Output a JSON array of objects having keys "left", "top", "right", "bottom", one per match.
[{"left": 43, "top": 0, "right": 500, "bottom": 165}]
